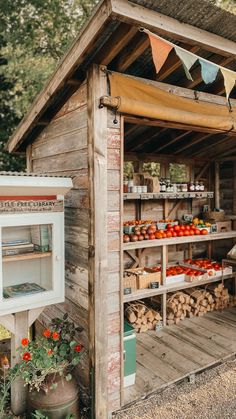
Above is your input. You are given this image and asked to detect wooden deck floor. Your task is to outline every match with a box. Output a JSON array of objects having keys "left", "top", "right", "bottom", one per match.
[{"left": 124, "top": 307, "right": 236, "bottom": 405}]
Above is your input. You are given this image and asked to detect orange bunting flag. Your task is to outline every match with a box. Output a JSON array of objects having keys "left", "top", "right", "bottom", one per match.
[
  {"left": 148, "top": 33, "right": 173, "bottom": 74},
  {"left": 221, "top": 68, "right": 236, "bottom": 101}
]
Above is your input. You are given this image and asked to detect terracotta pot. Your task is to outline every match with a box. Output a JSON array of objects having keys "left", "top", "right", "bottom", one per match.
[{"left": 27, "top": 373, "right": 79, "bottom": 418}]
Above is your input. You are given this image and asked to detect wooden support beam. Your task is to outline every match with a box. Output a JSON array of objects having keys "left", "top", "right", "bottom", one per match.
[
  {"left": 127, "top": 127, "right": 167, "bottom": 151},
  {"left": 124, "top": 152, "right": 194, "bottom": 165},
  {"left": 93, "top": 22, "right": 138, "bottom": 65},
  {"left": 11, "top": 311, "right": 29, "bottom": 416},
  {"left": 116, "top": 33, "right": 150, "bottom": 72},
  {"left": 194, "top": 135, "right": 234, "bottom": 157},
  {"left": 88, "top": 64, "right": 108, "bottom": 419},
  {"left": 110, "top": 0, "right": 236, "bottom": 57},
  {"left": 124, "top": 115, "right": 232, "bottom": 136},
  {"left": 196, "top": 162, "right": 211, "bottom": 180},
  {"left": 215, "top": 161, "right": 220, "bottom": 209},
  {"left": 174, "top": 133, "right": 212, "bottom": 154},
  {"left": 154, "top": 131, "right": 191, "bottom": 153}
]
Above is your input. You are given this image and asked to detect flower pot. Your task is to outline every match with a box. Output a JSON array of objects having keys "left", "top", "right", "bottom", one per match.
[{"left": 27, "top": 373, "right": 79, "bottom": 418}]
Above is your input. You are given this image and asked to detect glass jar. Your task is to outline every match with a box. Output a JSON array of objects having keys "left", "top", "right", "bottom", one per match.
[
  {"left": 181, "top": 183, "right": 188, "bottom": 192},
  {"left": 195, "top": 181, "right": 200, "bottom": 191},
  {"left": 188, "top": 182, "right": 195, "bottom": 192},
  {"left": 123, "top": 181, "right": 128, "bottom": 193},
  {"left": 199, "top": 181, "right": 205, "bottom": 191}
]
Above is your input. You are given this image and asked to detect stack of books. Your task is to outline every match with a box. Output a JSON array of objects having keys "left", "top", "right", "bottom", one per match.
[
  {"left": 3, "top": 282, "right": 45, "bottom": 299},
  {"left": 2, "top": 239, "right": 34, "bottom": 256}
]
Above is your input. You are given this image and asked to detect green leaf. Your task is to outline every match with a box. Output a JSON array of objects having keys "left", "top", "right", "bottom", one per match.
[{"left": 69, "top": 341, "right": 76, "bottom": 348}]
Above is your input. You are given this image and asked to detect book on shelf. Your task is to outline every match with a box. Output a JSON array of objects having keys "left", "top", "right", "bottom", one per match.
[
  {"left": 2, "top": 239, "right": 31, "bottom": 247},
  {"left": 31, "top": 225, "right": 51, "bottom": 252},
  {"left": 3, "top": 282, "right": 45, "bottom": 299},
  {"left": 2, "top": 243, "right": 34, "bottom": 256}
]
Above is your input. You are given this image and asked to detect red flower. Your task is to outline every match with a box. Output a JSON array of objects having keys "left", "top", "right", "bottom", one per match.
[
  {"left": 75, "top": 344, "right": 82, "bottom": 353},
  {"left": 22, "top": 352, "right": 31, "bottom": 362},
  {"left": 52, "top": 332, "right": 59, "bottom": 341},
  {"left": 48, "top": 349, "right": 53, "bottom": 355},
  {"left": 21, "top": 338, "right": 29, "bottom": 347},
  {"left": 43, "top": 329, "right": 51, "bottom": 338}
]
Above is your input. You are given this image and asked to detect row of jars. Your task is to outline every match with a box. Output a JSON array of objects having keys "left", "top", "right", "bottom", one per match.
[{"left": 160, "top": 179, "right": 205, "bottom": 193}]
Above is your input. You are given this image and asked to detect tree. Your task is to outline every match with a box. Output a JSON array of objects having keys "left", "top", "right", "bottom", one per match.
[{"left": 0, "top": 0, "right": 98, "bottom": 171}]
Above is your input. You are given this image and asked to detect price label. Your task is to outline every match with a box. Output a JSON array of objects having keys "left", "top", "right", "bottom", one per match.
[
  {"left": 124, "top": 287, "right": 132, "bottom": 295},
  {"left": 150, "top": 282, "right": 159, "bottom": 289}
]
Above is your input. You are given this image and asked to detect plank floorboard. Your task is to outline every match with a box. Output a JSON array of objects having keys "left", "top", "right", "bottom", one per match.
[{"left": 124, "top": 308, "right": 236, "bottom": 406}]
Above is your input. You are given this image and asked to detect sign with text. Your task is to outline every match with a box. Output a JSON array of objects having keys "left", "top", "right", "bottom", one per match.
[{"left": 0, "top": 200, "right": 64, "bottom": 213}]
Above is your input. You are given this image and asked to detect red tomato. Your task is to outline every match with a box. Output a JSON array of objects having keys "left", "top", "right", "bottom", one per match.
[
  {"left": 189, "top": 229, "right": 195, "bottom": 235},
  {"left": 184, "top": 230, "right": 190, "bottom": 236},
  {"left": 185, "top": 225, "right": 190, "bottom": 231},
  {"left": 155, "top": 232, "right": 163, "bottom": 239},
  {"left": 166, "top": 231, "right": 172, "bottom": 238},
  {"left": 162, "top": 232, "right": 167, "bottom": 238},
  {"left": 178, "top": 231, "right": 184, "bottom": 237},
  {"left": 194, "top": 229, "right": 201, "bottom": 235},
  {"left": 174, "top": 225, "right": 180, "bottom": 232},
  {"left": 149, "top": 233, "right": 155, "bottom": 240},
  {"left": 166, "top": 224, "right": 172, "bottom": 229},
  {"left": 172, "top": 232, "right": 177, "bottom": 237},
  {"left": 180, "top": 225, "right": 185, "bottom": 231},
  {"left": 201, "top": 229, "right": 208, "bottom": 235}
]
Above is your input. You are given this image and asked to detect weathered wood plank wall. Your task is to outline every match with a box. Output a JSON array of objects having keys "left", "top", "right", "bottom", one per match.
[
  {"left": 107, "top": 112, "right": 122, "bottom": 413},
  {"left": 29, "top": 81, "right": 90, "bottom": 400}
]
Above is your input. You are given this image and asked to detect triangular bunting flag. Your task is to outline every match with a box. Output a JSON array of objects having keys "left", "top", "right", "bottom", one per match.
[
  {"left": 148, "top": 33, "right": 173, "bottom": 74},
  {"left": 175, "top": 47, "right": 197, "bottom": 81},
  {"left": 221, "top": 68, "right": 236, "bottom": 101},
  {"left": 199, "top": 59, "right": 219, "bottom": 84}
]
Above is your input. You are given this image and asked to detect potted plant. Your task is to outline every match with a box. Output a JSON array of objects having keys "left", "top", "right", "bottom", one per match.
[{"left": 6, "top": 314, "right": 83, "bottom": 418}]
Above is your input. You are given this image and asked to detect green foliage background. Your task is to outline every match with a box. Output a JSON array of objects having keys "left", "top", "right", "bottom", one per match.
[
  {"left": 0, "top": 0, "right": 98, "bottom": 171},
  {"left": 0, "top": 0, "right": 235, "bottom": 172}
]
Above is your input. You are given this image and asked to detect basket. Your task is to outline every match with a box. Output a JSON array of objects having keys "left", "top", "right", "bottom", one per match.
[
  {"left": 125, "top": 268, "right": 161, "bottom": 289},
  {"left": 206, "top": 210, "right": 225, "bottom": 222},
  {"left": 123, "top": 274, "right": 137, "bottom": 291}
]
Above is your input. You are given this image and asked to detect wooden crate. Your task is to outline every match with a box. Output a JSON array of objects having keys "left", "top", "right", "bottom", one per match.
[
  {"left": 123, "top": 274, "right": 137, "bottom": 291},
  {"left": 125, "top": 268, "right": 161, "bottom": 289}
]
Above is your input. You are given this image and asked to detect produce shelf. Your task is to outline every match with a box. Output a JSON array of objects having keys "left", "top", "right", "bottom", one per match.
[
  {"left": 123, "top": 273, "right": 235, "bottom": 303},
  {"left": 123, "top": 231, "right": 236, "bottom": 251},
  {"left": 123, "top": 191, "right": 214, "bottom": 200},
  {"left": 2, "top": 251, "right": 52, "bottom": 263}
]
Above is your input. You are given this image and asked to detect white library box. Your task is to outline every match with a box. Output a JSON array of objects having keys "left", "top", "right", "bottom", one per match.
[{"left": 0, "top": 173, "right": 72, "bottom": 316}]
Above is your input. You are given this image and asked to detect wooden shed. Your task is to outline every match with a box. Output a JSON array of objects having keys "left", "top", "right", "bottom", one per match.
[{"left": 7, "top": 0, "right": 236, "bottom": 417}]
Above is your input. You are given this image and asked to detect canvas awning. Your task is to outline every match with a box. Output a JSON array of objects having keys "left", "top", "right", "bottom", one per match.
[{"left": 108, "top": 72, "right": 236, "bottom": 132}]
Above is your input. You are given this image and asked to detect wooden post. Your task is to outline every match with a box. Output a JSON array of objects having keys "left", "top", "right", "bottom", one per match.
[
  {"left": 11, "top": 311, "right": 29, "bottom": 415},
  {"left": 161, "top": 245, "right": 167, "bottom": 326},
  {"left": 88, "top": 64, "right": 108, "bottom": 418},
  {"left": 215, "top": 162, "right": 220, "bottom": 209}
]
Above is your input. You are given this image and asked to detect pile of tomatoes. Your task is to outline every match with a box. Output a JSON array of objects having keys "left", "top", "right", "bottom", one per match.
[
  {"left": 184, "top": 258, "right": 222, "bottom": 272},
  {"left": 123, "top": 223, "right": 209, "bottom": 243},
  {"left": 151, "top": 265, "right": 204, "bottom": 277}
]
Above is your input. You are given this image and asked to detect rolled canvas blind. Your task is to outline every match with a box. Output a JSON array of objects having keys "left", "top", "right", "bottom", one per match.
[{"left": 108, "top": 72, "right": 236, "bottom": 132}]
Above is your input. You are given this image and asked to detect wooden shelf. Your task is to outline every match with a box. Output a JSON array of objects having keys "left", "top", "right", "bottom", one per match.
[
  {"left": 2, "top": 252, "right": 52, "bottom": 263},
  {"left": 123, "top": 191, "right": 214, "bottom": 200},
  {"left": 123, "top": 231, "right": 236, "bottom": 251},
  {"left": 123, "top": 274, "right": 235, "bottom": 303}
]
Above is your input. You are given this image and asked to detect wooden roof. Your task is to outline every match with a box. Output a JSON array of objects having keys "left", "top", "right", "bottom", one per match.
[{"left": 7, "top": 0, "right": 236, "bottom": 159}]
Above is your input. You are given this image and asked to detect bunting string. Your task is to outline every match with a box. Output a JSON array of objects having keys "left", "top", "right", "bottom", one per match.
[{"left": 142, "top": 28, "right": 236, "bottom": 103}]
